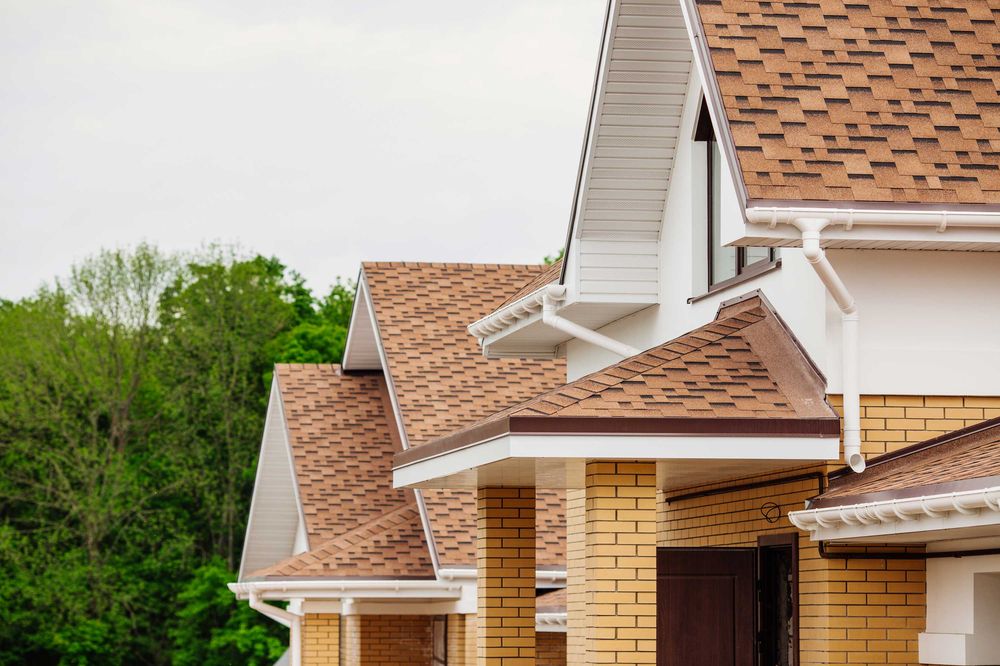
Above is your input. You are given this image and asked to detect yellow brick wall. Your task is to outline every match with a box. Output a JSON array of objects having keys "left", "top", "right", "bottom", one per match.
[
  {"left": 564, "top": 488, "right": 586, "bottom": 665},
  {"left": 655, "top": 394, "right": 997, "bottom": 666},
  {"left": 447, "top": 613, "right": 477, "bottom": 666},
  {"left": 477, "top": 487, "right": 536, "bottom": 665},
  {"left": 585, "top": 461, "right": 657, "bottom": 666},
  {"left": 302, "top": 613, "right": 340, "bottom": 666},
  {"left": 536, "top": 632, "right": 567, "bottom": 666}
]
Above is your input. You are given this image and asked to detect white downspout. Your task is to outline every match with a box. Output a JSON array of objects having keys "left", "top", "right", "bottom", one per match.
[
  {"left": 249, "top": 590, "right": 302, "bottom": 666},
  {"left": 794, "top": 218, "right": 865, "bottom": 473},
  {"left": 542, "top": 285, "right": 640, "bottom": 358}
]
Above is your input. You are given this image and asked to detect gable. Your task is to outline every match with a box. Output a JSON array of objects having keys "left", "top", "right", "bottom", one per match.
[{"left": 239, "top": 378, "right": 305, "bottom": 580}]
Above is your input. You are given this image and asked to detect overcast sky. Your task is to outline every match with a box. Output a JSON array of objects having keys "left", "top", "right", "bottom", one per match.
[{"left": 0, "top": 1, "right": 607, "bottom": 299}]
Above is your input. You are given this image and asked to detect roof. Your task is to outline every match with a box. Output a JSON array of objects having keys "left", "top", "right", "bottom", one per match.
[
  {"left": 814, "top": 416, "right": 1000, "bottom": 507},
  {"left": 361, "top": 262, "right": 568, "bottom": 568},
  {"left": 536, "top": 588, "right": 567, "bottom": 615},
  {"left": 694, "top": 0, "right": 1000, "bottom": 206},
  {"left": 397, "top": 292, "right": 839, "bottom": 464},
  {"left": 253, "top": 365, "right": 433, "bottom": 580},
  {"left": 496, "top": 260, "right": 562, "bottom": 309},
  {"left": 247, "top": 504, "right": 435, "bottom": 580}
]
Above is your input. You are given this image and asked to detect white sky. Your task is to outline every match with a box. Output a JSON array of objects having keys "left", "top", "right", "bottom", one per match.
[{"left": 0, "top": 1, "right": 607, "bottom": 299}]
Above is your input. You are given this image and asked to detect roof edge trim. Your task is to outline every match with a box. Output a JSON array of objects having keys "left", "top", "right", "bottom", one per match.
[{"left": 789, "top": 484, "right": 1000, "bottom": 541}]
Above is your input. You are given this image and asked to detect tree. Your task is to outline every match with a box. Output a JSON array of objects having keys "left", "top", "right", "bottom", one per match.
[{"left": 0, "top": 244, "right": 353, "bottom": 664}]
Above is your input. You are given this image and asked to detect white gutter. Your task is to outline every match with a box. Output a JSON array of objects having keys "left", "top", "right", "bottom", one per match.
[
  {"left": 468, "top": 286, "right": 548, "bottom": 340},
  {"left": 249, "top": 589, "right": 302, "bottom": 666},
  {"left": 229, "top": 579, "right": 464, "bottom": 601},
  {"left": 747, "top": 206, "right": 1000, "bottom": 231},
  {"left": 789, "top": 485, "right": 1000, "bottom": 538},
  {"left": 437, "top": 567, "right": 567, "bottom": 585},
  {"left": 536, "top": 612, "right": 569, "bottom": 633}
]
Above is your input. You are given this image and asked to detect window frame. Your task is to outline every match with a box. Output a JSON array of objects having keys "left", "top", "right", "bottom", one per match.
[{"left": 695, "top": 98, "right": 779, "bottom": 298}]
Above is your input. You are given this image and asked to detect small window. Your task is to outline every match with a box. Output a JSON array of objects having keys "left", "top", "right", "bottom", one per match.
[
  {"left": 696, "top": 99, "right": 775, "bottom": 288},
  {"left": 432, "top": 615, "right": 447, "bottom": 665}
]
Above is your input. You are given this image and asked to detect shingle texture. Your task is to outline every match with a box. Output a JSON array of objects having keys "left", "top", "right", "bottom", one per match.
[
  {"left": 496, "top": 260, "right": 562, "bottom": 309},
  {"left": 363, "top": 262, "right": 568, "bottom": 567},
  {"left": 536, "top": 588, "right": 567, "bottom": 614},
  {"left": 249, "top": 504, "right": 435, "bottom": 579},
  {"left": 255, "top": 365, "right": 432, "bottom": 579},
  {"left": 696, "top": 0, "right": 1000, "bottom": 205},
  {"left": 446, "top": 293, "right": 834, "bottom": 430},
  {"left": 820, "top": 416, "right": 1000, "bottom": 501}
]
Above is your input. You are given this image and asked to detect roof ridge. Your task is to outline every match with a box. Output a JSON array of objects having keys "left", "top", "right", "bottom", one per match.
[{"left": 361, "top": 261, "right": 548, "bottom": 270}]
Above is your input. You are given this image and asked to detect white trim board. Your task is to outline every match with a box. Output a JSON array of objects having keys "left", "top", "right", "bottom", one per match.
[{"left": 393, "top": 433, "right": 838, "bottom": 489}]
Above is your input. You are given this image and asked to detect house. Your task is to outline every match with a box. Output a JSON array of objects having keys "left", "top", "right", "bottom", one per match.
[
  {"left": 232, "top": 263, "right": 572, "bottom": 665},
  {"left": 392, "top": 1, "right": 1000, "bottom": 665}
]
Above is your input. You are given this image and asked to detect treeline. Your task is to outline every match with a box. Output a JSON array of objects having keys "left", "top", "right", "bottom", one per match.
[{"left": 0, "top": 245, "right": 353, "bottom": 665}]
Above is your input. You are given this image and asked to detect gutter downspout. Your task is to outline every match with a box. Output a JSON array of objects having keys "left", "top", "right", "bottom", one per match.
[
  {"left": 542, "top": 285, "right": 640, "bottom": 358},
  {"left": 794, "top": 218, "right": 865, "bottom": 473},
  {"left": 249, "top": 590, "right": 302, "bottom": 666}
]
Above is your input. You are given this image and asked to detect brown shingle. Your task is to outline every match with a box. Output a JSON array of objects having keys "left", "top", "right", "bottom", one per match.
[
  {"left": 276, "top": 365, "right": 413, "bottom": 544},
  {"left": 818, "top": 417, "right": 1000, "bottom": 503},
  {"left": 248, "top": 504, "right": 435, "bottom": 579},
  {"left": 362, "top": 262, "right": 568, "bottom": 568},
  {"left": 266, "top": 365, "right": 433, "bottom": 579},
  {"left": 694, "top": 0, "right": 1000, "bottom": 205}
]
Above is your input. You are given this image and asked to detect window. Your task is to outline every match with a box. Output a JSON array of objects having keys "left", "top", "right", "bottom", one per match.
[
  {"left": 432, "top": 615, "right": 447, "bottom": 665},
  {"left": 696, "top": 99, "right": 776, "bottom": 289}
]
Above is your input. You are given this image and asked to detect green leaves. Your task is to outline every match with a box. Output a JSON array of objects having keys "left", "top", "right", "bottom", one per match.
[{"left": 0, "top": 244, "right": 353, "bottom": 665}]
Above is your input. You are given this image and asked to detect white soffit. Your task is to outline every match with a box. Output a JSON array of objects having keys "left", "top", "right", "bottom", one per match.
[
  {"left": 239, "top": 378, "right": 307, "bottom": 580},
  {"left": 342, "top": 275, "right": 382, "bottom": 371},
  {"left": 565, "top": 0, "right": 693, "bottom": 304}
]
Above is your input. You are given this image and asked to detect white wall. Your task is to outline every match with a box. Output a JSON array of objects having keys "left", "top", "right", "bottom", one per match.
[
  {"left": 566, "top": 68, "right": 1000, "bottom": 399},
  {"left": 921, "top": 554, "right": 1000, "bottom": 665}
]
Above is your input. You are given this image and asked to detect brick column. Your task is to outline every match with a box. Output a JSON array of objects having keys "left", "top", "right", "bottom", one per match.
[
  {"left": 301, "top": 613, "right": 340, "bottom": 666},
  {"left": 447, "top": 614, "right": 477, "bottom": 666},
  {"left": 477, "top": 487, "right": 536, "bottom": 665},
  {"left": 585, "top": 462, "right": 657, "bottom": 665}
]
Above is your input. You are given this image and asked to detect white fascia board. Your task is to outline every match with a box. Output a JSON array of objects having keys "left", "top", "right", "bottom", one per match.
[
  {"left": 437, "top": 567, "right": 567, "bottom": 585},
  {"left": 229, "top": 579, "right": 465, "bottom": 602},
  {"left": 394, "top": 433, "right": 839, "bottom": 488},
  {"left": 789, "top": 486, "right": 1000, "bottom": 542}
]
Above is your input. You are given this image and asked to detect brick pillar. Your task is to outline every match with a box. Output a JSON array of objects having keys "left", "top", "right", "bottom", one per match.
[
  {"left": 565, "top": 488, "right": 586, "bottom": 664},
  {"left": 301, "top": 613, "right": 340, "bottom": 666},
  {"left": 477, "top": 487, "right": 536, "bottom": 665},
  {"left": 585, "top": 462, "right": 657, "bottom": 665},
  {"left": 448, "top": 613, "right": 478, "bottom": 666}
]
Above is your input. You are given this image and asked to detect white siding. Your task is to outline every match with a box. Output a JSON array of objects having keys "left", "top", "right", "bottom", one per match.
[
  {"left": 569, "top": 0, "right": 693, "bottom": 304},
  {"left": 238, "top": 380, "right": 303, "bottom": 580}
]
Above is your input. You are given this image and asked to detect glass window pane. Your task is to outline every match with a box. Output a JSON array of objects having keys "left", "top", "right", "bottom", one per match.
[
  {"left": 709, "top": 141, "right": 736, "bottom": 285},
  {"left": 744, "top": 246, "right": 771, "bottom": 267}
]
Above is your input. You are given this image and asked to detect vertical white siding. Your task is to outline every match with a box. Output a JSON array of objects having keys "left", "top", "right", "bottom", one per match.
[
  {"left": 238, "top": 382, "right": 303, "bottom": 579},
  {"left": 572, "top": 0, "right": 693, "bottom": 303}
]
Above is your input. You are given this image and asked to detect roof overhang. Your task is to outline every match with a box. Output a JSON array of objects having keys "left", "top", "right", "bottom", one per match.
[
  {"left": 789, "top": 481, "right": 1000, "bottom": 545},
  {"left": 229, "top": 579, "right": 464, "bottom": 603},
  {"left": 393, "top": 416, "right": 840, "bottom": 490}
]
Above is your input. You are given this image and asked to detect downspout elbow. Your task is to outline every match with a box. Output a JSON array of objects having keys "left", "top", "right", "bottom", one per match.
[{"left": 541, "top": 285, "right": 640, "bottom": 358}]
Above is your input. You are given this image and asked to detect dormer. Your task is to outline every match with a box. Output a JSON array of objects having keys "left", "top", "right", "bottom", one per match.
[{"left": 470, "top": 0, "right": 695, "bottom": 358}]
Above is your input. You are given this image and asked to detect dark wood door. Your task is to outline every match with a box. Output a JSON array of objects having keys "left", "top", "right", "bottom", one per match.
[{"left": 657, "top": 547, "right": 756, "bottom": 666}]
